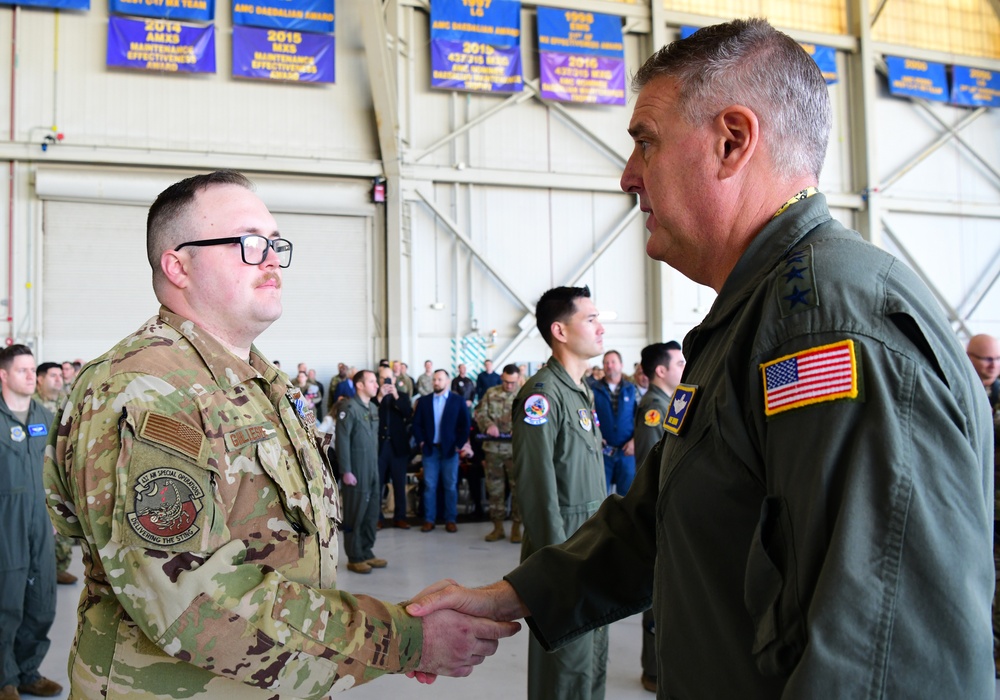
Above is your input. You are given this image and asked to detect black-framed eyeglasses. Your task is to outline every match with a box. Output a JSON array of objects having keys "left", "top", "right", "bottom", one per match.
[
  {"left": 174, "top": 235, "right": 293, "bottom": 268},
  {"left": 968, "top": 352, "right": 1000, "bottom": 364}
]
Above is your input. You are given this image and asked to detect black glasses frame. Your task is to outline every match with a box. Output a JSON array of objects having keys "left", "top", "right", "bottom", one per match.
[{"left": 174, "top": 235, "right": 293, "bottom": 268}]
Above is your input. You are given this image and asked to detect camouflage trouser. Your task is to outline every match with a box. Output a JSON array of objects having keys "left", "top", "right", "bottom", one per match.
[
  {"left": 55, "top": 532, "right": 74, "bottom": 574},
  {"left": 484, "top": 451, "right": 519, "bottom": 524}
]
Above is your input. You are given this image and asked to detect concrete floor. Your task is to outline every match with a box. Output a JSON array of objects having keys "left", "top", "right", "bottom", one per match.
[
  {"left": 41, "top": 520, "right": 654, "bottom": 699},
  {"left": 40, "top": 521, "right": 1000, "bottom": 699}
]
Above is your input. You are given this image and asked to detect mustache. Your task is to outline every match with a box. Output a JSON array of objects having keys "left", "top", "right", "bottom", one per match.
[{"left": 256, "top": 273, "right": 282, "bottom": 288}]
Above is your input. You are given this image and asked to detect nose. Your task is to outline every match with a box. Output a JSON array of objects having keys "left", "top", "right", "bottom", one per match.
[
  {"left": 261, "top": 241, "right": 280, "bottom": 268},
  {"left": 620, "top": 150, "right": 642, "bottom": 194}
]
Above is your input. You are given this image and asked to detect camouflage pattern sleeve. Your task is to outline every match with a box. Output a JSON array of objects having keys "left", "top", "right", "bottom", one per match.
[
  {"left": 472, "top": 390, "right": 493, "bottom": 430},
  {"left": 44, "top": 315, "right": 423, "bottom": 699}
]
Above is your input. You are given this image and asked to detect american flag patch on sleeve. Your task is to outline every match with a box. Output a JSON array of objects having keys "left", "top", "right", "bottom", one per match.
[{"left": 760, "top": 339, "right": 858, "bottom": 416}]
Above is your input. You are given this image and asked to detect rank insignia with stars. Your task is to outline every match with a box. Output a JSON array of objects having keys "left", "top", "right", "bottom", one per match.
[
  {"left": 663, "top": 384, "right": 698, "bottom": 436},
  {"left": 777, "top": 244, "right": 819, "bottom": 318}
]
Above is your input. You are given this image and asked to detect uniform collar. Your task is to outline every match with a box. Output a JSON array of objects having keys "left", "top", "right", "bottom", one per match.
[
  {"left": 646, "top": 384, "right": 672, "bottom": 402},
  {"left": 0, "top": 394, "right": 41, "bottom": 424},
  {"left": 706, "top": 192, "right": 833, "bottom": 325},
  {"left": 545, "top": 356, "right": 591, "bottom": 397},
  {"left": 158, "top": 306, "right": 283, "bottom": 393}
]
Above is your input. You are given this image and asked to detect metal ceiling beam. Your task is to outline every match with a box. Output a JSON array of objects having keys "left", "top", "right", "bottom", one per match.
[
  {"left": 878, "top": 108, "right": 986, "bottom": 194},
  {"left": 363, "top": 0, "right": 408, "bottom": 362},
  {"left": 494, "top": 202, "right": 641, "bottom": 365},
  {"left": 907, "top": 102, "right": 1000, "bottom": 190},
  {"left": 408, "top": 88, "right": 536, "bottom": 163},
  {"left": 882, "top": 217, "right": 972, "bottom": 337},
  {"left": 523, "top": 81, "right": 628, "bottom": 169},
  {"left": 404, "top": 164, "right": 624, "bottom": 192},
  {"left": 409, "top": 78, "right": 628, "bottom": 171},
  {"left": 413, "top": 188, "right": 537, "bottom": 314}
]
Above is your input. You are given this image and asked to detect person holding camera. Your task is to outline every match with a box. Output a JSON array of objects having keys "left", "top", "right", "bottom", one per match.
[{"left": 377, "top": 364, "right": 413, "bottom": 529}]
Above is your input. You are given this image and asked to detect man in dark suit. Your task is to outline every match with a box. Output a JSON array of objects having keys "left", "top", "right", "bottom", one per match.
[
  {"left": 475, "top": 359, "right": 502, "bottom": 401},
  {"left": 413, "top": 369, "right": 470, "bottom": 532},
  {"left": 376, "top": 365, "right": 412, "bottom": 529}
]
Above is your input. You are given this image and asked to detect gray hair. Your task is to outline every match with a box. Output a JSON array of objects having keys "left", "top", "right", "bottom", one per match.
[{"left": 633, "top": 18, "right": 831, "bottom": 181}]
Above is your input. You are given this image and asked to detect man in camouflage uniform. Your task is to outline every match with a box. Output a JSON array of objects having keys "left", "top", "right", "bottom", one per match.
[
  {"left": 966, "top": 333, "right": 1000, "bottom": 677},
  {"left": 336, "top": 370, "right": 384, "bottom": 574},
  {"left": 43, "top": 170, "right": 518, "bottom": 699},
  {"left": 473, "top": 364, "right": 521, "bottom": 544},
  {"left": 31, "top": 363, "right": 63, "bottom": 415},
  {"left": 32, "top": 362, "right": 77, "bottom": 586}
]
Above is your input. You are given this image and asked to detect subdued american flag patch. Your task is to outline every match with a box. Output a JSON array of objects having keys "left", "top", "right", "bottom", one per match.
[{"left": 760, "top": 340, "right": 858, "bottom": 417}]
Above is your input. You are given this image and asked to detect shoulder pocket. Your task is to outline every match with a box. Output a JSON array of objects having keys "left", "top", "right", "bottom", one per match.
[{"left": 119, "top": 409, "right": 224, "bottom": 553}]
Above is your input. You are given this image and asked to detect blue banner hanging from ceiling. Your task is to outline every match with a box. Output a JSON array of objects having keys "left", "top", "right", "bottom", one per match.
[
  {"left": 886, "top": 55, "right": 948, "bottom": 102},
  {"left": 430, "top": 0, "right": 523, "bottom": 94},
  {"left": 0, "top": 0, "right": 89, "bottom": 9},
  {"left": 950, "top": 66, "right": 999, "bottom": 108},
  {"left": 537, "top": 6, "right": 625, "bottom": 105},
  {"left": 232, "top": 0, "right": 333, "bottom": 33},
  {"left": 110, "top": 0, "right": 212, "bottom": 22},
  {"left": 107, "top": 16, "right": 216, "bottom": 73},
  {"left": 232, "top": 25, "right": 334, "bottom": 83}
]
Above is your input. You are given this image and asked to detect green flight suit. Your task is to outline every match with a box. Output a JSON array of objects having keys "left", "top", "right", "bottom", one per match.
[
  {"left": 0, "top": 396, "right": 56, "bottom": 689},
  {"left": 632, "top": 383, "right": 671, "bottom": 682},
  {"left": 512, "top": 356, "right": 607, "bottom": 700},
  {"left": 633, "top": 384, "right": 671, "bottom": 469},
  {"left": 335, "top": 395, "right": 380, "bottom": 564},
  {"left": 506, "top": 194, "right": 994, "bottom": 699}
]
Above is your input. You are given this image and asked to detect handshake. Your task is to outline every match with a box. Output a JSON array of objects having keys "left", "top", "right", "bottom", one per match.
[{"left": 405, "top": 579, "right": 528, "bottom": 683}]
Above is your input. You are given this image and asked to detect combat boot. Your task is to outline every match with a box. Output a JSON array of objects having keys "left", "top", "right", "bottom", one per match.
[
  {"left": 509, "top": 521, "right": 522, "bottom": 543},
  {"left": 484, "top": 520, "right": 506, "bottom": 542}
]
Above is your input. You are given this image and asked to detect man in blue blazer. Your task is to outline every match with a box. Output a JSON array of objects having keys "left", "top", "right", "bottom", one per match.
[{"left": 412, "top": 369, "right": 471, "bottom": 532}]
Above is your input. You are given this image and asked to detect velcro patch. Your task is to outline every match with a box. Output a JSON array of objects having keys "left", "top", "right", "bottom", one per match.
[
  {"left": 761, "top": 339, "right": 858, "bottom": 417},
  {"left": 223, "top": 422, "right": 275, "bottom": 451},
  {"left": 139, "top": 412, "right": 206, "bottom": 461},
  {"left": 128, "top": 467, "right": 204, "bottom": 546},
  {"left": 523, "top": 394, "right": 550, "bottom": 426},
  {"left": 643, "top": 409, "right": 661, "bottom": 427},
  {"left": 777, "top": 245, "right": 819, "bottom": 318},
  {"left": 663, "top": 385, "right": 697, "bottom": 436}
]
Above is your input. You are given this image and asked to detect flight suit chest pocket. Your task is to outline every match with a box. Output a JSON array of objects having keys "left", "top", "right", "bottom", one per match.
[{"left": 118, "top": 410, "right": 223, "bottom": 553}]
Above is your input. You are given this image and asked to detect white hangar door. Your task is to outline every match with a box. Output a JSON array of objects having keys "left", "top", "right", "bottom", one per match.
[
  {"left": 42, "top": 200, "right": 158, "bottom": 365},
  {"left": 41, "top": 193, "right": 375, "bottom": 380}
]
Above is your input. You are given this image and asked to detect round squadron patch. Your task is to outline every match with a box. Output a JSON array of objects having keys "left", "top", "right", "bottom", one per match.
[
  {"left": 578, "top": 409, "right": 592, "bottom": 431},
  {"left": 128, "top": 468, "right": 204, "bottom": 546},
  {"left": 643, "top": 409, "right": 662, "bottom": 427},
  {"left": 523, "top": 394, "right": 550, "bottom": 426}
]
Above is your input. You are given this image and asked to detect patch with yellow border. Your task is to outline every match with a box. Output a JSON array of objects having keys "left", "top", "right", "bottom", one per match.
[
  {"left": 663, "top": 385, "right": 698, "bottom": 436},
  {"left": 643, "top": 409, "right": 662, "bottom": 427},
  {"left": 761, "top": 339, "right": 858, "bottom": 417}
]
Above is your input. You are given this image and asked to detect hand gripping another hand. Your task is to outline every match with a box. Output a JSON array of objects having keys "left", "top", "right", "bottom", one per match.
[{"left": 404, "top": 579, "right": 528, "bottom": 684}]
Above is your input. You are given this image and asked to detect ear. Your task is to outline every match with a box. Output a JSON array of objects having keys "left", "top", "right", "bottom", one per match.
[
  {"left": 161, "top": 249, "right": 192, "bottom": 290},
  {"left": 549, "top": 321, "right": 569, "bottom": 345},
  {"left": 714, "top": 105, "right": 758, "bottom": 179},
  {"left": 653, "top": 364, "right": 668, "bottom": 380}
]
